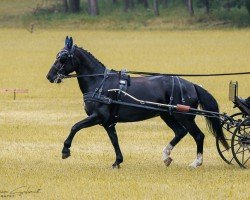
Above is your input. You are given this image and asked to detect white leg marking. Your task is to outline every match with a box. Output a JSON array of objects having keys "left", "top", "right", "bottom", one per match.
[
  {"left": 162, "top": 144, "right": 173, "bottom": 166},
  {"left": 189, "top": 153, "right": 203, "bottom": 168}
]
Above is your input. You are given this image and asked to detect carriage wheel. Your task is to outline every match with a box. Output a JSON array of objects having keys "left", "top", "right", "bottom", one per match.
[
  {"left": 231, "top": 118, "right": 250, "bottom": 168},
  {"left": 216, "top": 113, "right": 243, "bottom": 165}
]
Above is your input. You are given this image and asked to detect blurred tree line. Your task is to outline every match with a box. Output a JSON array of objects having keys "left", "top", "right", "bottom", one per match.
[{"left": 59, "top": 0, "right": 249, "bottom": 16}]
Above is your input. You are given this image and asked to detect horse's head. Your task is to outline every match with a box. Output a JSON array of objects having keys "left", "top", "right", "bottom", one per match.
[{"left": 46, "top": 36, "right": 78, "bottom": 83}]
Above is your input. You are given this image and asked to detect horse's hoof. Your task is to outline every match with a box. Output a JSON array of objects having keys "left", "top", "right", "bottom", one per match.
[
  {"left": 164, "top": 157, "right": 173, "bottom": 167},
  {"left": 62, "top": 152, "right": 71, "bottom": 159},
  {"left": 112, "top": 164, "right": 120, "bottom": 169},
  {"left": 189, "top": 162, "right": 202, "bottom": 168},
  {"left": 189, "top": 155, "right": 203, "bottom": 168}
]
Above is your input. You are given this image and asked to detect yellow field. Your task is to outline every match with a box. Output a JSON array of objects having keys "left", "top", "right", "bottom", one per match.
[{"left": 0, "top": 29, "right": 249, "bottom": 199}]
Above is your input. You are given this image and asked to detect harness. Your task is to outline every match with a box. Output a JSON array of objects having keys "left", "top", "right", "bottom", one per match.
[{"left": 84, "top": 69, "right": 131, "bottom": 121}]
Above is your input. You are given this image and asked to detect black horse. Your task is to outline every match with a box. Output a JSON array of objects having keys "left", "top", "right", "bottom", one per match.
[{"left": 46, "top": 37, "right": 228, "bottom": 168}]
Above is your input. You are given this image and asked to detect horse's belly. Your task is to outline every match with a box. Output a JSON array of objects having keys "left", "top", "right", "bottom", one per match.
[{"left": 116, "top": 106, "right": 161, "bottom": 122}]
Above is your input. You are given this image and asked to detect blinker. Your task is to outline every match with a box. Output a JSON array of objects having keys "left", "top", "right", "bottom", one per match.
[{"left": 59, "top": 53, "right": 68, "bottom": 63}]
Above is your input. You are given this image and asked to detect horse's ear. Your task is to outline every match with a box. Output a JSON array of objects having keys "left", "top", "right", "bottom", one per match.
[
  {"left": 65, "top": 36, "right": 69, "bottom": 46},
  {"left": 65, "top": 36, "right": 73, "bottom": 50},
  {"left": 69, "top": 37, "right": 73, "bottom": 49}
]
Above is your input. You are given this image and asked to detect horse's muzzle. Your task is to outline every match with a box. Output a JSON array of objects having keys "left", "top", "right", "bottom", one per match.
[
  {"left": 46, "top": 74, "right": 62, "bottom": 83},
  {"left": 46, "top": 74, "right": 54, "bottom": 83}
]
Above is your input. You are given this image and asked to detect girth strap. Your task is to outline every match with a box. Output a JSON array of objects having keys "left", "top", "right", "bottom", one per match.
[
  {"left": 169, "top": 76, "right": 175, "bottom": 115},
  {"left": 84, "top": 93, "right": 112, "bottom": 104},
  {"left": 169, "top": 76, "right": 185, "bottom": 115},
  {"left": 169, "top": 76, "right": 175, "bottom": 105},
  {"left": 114, "top": 69, "right": 130, "bottom": 118}
]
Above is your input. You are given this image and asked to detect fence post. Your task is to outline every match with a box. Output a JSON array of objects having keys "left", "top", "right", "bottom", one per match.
[{"left": 14, "top": 89, "right": 16, "bottom": 100}]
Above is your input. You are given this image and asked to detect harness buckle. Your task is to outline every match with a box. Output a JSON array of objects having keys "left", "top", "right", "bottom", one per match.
[
  {"left": 119, "top": 80, "right": 126, "bottom": 85},
  {"left": 98, "top": 88, "right": 102, "bottom": 98}
]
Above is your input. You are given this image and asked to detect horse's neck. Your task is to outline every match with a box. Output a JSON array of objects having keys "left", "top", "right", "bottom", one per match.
[
  {"left": 76, "top": 50, "right": 106, "bottom": 94},
  {"left": 77, "top": 73, "right": 105, "bottom": 95}
]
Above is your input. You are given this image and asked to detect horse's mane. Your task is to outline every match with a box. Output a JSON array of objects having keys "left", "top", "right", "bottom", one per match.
[{"left": 77, "top": 46, "right": 106, "bottom": 69}]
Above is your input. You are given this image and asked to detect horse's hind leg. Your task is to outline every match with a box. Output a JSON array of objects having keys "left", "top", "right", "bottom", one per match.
[
  {"left": 160, "top": 114, "right": 188, "bottom": 166},
  {"left": 180, "top": 119, "right": 205, "bottom": 168},
  {"left": 62, "top": 114, "right": 100, "bottom": 159}
]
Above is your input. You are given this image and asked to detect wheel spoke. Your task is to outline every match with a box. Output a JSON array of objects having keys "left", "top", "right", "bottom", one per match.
[
  {"left": 221, "top": 147, "right": 231, "bottom": 153},
  {"left": 235, "top": 146, "right": 250, "bottom": 154},
  {"left": 229, "top": 156, "right": 235, "bottom": 164},
  {"left": 232, "top": 142, "right": 240, "bottom": 147},
  {"left": 242, "top": 145, "right": 245, "bottom": 164},
  {"left": 228, "top": 139, "right": 239, "bottom": 142},
  {"left": 235, "top": 134, "right": 247, "bottom": 138},
  {"left": 234, "top": 145, "right": 242, "bottom": 155},
  {"left": 235, "top": 134, "right": 244, "bottom": 138},
  {"left": 243, "top": 155, "right": 250, "bottom": 166}
]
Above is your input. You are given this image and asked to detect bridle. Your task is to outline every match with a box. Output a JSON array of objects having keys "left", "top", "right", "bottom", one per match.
[{"left": 52, "top": 46, "right": 117, "bottom": 82}]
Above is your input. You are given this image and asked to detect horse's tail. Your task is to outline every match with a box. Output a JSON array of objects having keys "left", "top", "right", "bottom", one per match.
[{"left": 194, "top": 84, "right": 229, "bottom": 149}]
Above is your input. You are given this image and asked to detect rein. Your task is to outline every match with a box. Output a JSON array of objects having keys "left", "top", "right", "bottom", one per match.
[
  {"left": 55, "top": 45, "right": 250, "bottom": 80},
  {"left": 62, "top": 73, "right": 117, "bottom": 79},
  {"left": 127, "top": 71, "right": 250, "bottom": 77},
  {"left": 61, "top": 70, "right": 250, "bottom": 80}
]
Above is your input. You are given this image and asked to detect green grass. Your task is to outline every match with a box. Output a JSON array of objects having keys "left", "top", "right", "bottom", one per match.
[
  {"left": 0, "top": 29, "right": 250, "bottom": 199},
  {"left": 0, "top": 0, "right": 250, "bottom": 30}
]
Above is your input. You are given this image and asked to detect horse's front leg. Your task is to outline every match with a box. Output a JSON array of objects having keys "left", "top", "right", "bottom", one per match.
[
  {"left": 104, "top": 124, "right": 123, "bottom": 169},
  {"left": 62, "top": 114, "right": 100, "bottom": 159}
]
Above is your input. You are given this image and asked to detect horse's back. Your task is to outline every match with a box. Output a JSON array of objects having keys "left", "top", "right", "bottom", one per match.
[
  {"left": 127, "top": 75, "right": 197, "bottom": 105},
  {"left": 127, "top": 75, "right": 170, "bottom": 102}
]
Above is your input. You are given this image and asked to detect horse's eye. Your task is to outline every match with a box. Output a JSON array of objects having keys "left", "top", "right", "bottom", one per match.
[{"left": 59, "top": 53, "right": 68, "bottom": 63}]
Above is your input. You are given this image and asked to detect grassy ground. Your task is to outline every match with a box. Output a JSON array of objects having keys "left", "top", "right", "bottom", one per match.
[{"left": 0, "top": 29, "right": 250, "bottom": 199}]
